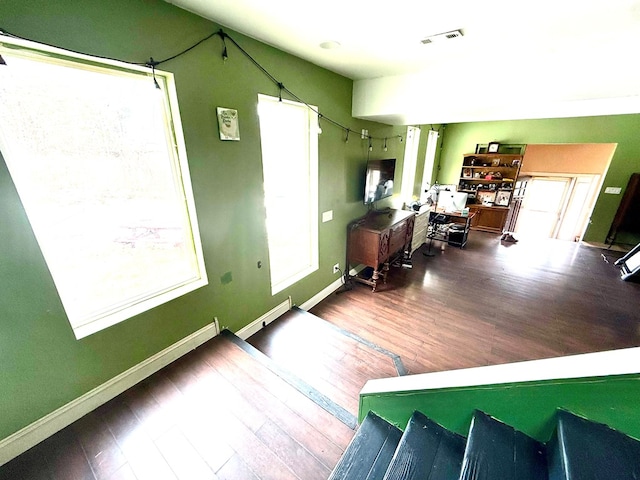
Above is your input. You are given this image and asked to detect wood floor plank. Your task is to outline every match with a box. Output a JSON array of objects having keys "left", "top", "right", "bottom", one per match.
[
  {"left": 249, "top": 310, "right": 397, "bottom": 416},
  {"left": 255, "top": 419, "right": 331, "bottom": 480},
  {"left": 103, "top": 464, "right": 137, "bottom": 480},
  {"left": 100, "top": 399, "right": 177, "bottom": 480},
  {"left": 202, "top": 336, "right": 354, "bottom": 448},
  {"left": 155, "top": 426, "right": 216, "bottom": 480},
  {"left": 40, "top": 425, "right": 96, "bottom": 480},
  {"left": 3, "top": 233, "right": 639, "bottom": 480},
  {"left": 216, "top": 455, "right": 260, "bottom": 480},
  {"left": 72, "top": 412, "right": 127, "bottom": 480},
  {"left": 310, "top": 234, "right": 640, "bottom": 376}
]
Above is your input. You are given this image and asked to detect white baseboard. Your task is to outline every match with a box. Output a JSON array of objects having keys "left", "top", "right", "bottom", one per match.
[
  {"left": 235, "top": 297, "right": 292, "bottom": 340},
  {"left": 299, "top": 268, "right": 362, "bottom": 311},
  {"left": 0, "top": 321, "right": 219, "bottom": 467},
  {"left": 299, "top": 275, "right": 345, "bottom": 311}
]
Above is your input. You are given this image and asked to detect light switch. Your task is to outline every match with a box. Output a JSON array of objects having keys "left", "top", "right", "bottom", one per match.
[
  {"left": 605, "top": 187, "right": 622, "bottom": 194},
  {"left": 322, "top": 210, "right": 333, "bottom": 222}
]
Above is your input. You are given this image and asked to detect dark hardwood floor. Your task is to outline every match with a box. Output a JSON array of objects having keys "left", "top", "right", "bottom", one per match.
[
  {"left": 249, "top": 232, "right": 640, "bottom": 420},
  {"left": 2, "top": 231, "right": 639, "bottom": 479}
]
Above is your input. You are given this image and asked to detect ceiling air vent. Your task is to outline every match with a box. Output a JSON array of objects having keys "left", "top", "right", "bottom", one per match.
[{"left": 421, "top": 30, "right": 463, "bottom": 44}]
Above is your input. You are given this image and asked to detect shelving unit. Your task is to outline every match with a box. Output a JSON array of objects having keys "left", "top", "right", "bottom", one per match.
[{"left": 458, "top": 151, "right": 523, "bottom": 233}]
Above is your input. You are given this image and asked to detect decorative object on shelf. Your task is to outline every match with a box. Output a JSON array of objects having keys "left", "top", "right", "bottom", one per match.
[
  {"left": 488, "top": 142, "right": 500, "bottom": 153},
  {"left": 495, "top": 190, "right": 511, "bottom": 206},
  {"left": 491, "top": 158, "right": 500, "bottom": 166},
  {"left": 512, "top": 159, "right": 521, "bottom": 167},
  {"left": 475, "top": 143, "right": 526, "bottom": 155},
  {"left": 217, "top": 107, "right": 240, "bottom": 141},
  {"left": 477, "top": 190, "right": 496, "bottom": 205}
]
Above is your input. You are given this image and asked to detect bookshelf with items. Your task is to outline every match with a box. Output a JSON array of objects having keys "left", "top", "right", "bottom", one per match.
[{"left": 457, "top": 144, "right": 524, "bottom": 233}]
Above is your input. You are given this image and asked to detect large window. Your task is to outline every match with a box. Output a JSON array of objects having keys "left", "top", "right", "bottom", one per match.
[
  {"left": 0, "top": 38, "right": 207, "bottom": 339},
  {"left": 400, "top": 126, "right": 421, "bottom": 201},
  {"left": 257, "top": 94, "right": 319, "bottom": 294}
]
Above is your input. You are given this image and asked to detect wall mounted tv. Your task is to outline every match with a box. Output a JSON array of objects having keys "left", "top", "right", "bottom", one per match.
[{"left": 364, "top": 158, "right": 396, "bottom": 204}]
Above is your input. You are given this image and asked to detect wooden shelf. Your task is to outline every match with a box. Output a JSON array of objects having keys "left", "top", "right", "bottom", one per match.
[{"left": 458, "top": 150, "right": 524, "bottom": 233}]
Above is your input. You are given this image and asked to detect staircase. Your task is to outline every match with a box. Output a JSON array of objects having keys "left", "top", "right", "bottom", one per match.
[{"left": 329, "top": 409, "right": 640, "bottom": 480}]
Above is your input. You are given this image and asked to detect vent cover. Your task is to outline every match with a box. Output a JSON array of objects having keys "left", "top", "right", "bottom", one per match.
[{"left": 421, "top": 29, "right": 463, "bottom": 44}]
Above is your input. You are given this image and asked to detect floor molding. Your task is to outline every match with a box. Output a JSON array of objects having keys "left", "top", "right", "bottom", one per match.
[
  {"left": 299, "top": 273, "right": 353, "bottom": 312},
  {"left": 235, "top": 297, "right": 292, "bottom": 340},
  {"left": 0, "top": 321, "right": 219, "bottom": 467},
  {"left": 221, "top": 329, "right": 358, "bottom": 430}
]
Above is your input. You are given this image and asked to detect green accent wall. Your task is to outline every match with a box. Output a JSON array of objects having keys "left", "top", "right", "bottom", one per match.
[
  {"left": 360, "top": 373, "right": 640, "bottom": 443},
  {"left": 432, "top": 116, "right": 640, "bottom": 244},
  {"left": 0, "top": 0, "right": 405, "bottom": 440}
]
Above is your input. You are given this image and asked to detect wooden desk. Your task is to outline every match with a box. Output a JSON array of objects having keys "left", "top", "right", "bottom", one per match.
[{"left": 347, "top": 209, "right": 415, "bottom": 291}]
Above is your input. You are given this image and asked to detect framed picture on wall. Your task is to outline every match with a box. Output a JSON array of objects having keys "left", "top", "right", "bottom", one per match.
[
  {"left": 217, "top": 107, "right": 240, "bottom": 141},
  {"left": 488, "top": 142, "right": 500, "bottom": 153}
]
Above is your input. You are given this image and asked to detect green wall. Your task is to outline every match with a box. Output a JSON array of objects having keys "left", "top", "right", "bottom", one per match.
[
  {"left": 431, "top": 116, "right": 640, "bottom": 244},
  {"left": 0, "top": 0, "right": 404, "bottom": 440},
  {"left": 360, "top": 373, "right": 640, "bottom": 443}
]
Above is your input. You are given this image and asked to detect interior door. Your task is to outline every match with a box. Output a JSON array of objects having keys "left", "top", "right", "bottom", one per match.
[{"left": 515, "top": 177, "right": 571, "bottom": 238}]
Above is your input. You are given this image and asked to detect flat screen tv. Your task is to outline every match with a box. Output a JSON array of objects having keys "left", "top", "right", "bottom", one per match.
[{"left": 364, "top": 158, "right": 396, "bottom": 204}]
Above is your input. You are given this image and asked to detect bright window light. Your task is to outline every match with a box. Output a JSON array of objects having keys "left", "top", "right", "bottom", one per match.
[
  {"left": 257, "top": 94, "right": 319, "bottom": 294},
  {"left": 0, "top": 38, "right": 208, "bottom": 339}
]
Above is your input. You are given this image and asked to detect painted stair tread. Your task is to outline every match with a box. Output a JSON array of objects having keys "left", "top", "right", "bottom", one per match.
[
  {"left": 549, "top": 409, "right": 640, "bottom": 480},
  {"left": 382, "top": 410, "right": 466, "bottom": 480},
  {"left": 329, "top": 411, "right": 403, "bottom": 480},
  {"left": 459, "top": 410, "right": 547, "bottom": 480}
]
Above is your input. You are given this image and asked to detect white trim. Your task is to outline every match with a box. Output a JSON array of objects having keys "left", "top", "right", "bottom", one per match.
[
  {"left": 361, "top": 346, "right": 640, "bottom": 396},
  {"left": 400, "top": 126, "right": 420, "bottom": 202},
  {"left": 235, "top": 297, "right": 292, "bottom": 340},
  {"left": 0, "top": 321, "right": 219, "bottom": 467},
  {"left": 420, "top": 129, "right": 439, "bottom": 203},
  {"left": 299, "top": 276, "right": 345, "bottom": 311},
  {"left": 258, "top": 95, "right": 319, "bottom": 296},
  {"left": 0, "top": 37, "right": 208, "bottom": 340},
  {"left": 298, "top": 266, "right": 360, "bottom": 311}
]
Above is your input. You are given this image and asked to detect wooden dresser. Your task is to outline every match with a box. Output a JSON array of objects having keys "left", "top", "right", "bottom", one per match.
[{"left": 347, "top": 209, "right": 415, "bottom": 291}]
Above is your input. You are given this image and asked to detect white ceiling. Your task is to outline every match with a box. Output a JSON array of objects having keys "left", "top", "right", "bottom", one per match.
[{"left": 167, "top": 0, "right": 640, "bottom": 125}]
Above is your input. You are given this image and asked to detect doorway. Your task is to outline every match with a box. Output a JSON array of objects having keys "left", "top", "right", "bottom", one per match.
[{"left": 514, "top": 175, "right": 600, "bottom": 241}]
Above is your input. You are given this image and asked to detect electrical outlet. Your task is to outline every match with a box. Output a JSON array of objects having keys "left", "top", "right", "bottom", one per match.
[{"left": 333, "top": 263, "right": 340, "bottom": 274}]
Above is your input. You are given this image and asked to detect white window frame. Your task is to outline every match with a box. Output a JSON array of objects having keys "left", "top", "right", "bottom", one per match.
[
  {"left": 0, "top": 37, "right": 208, "bottom": 339},
  {"left": 420, "top": 129, "right": 440, "bottom": 203},
  {"left": 257, "top": 94, "right": 319, "bottom": 295},
  {"left": 400, "top": 126, "right": 421, "bottom": 202}
]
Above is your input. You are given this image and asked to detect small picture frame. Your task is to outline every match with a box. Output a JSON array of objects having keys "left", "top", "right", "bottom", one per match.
[
  {"left": 491, "top": 158, "right": 500, "bottom": 167},
  {"left": 217, "top": 107, "right": 240, "bottom": 141},
  {"left": 463, "top": 168, "right": 472, "bottom": 178},
  {"left": 512, "top": 159, "right": 521, "bottom": 167},
  {"left": 477, "top": 190, "right": 496, "bottom": 205},
  {"left": 488, "top": 142, "right": 500, "bottom": 153},
  {"left": 495, "top": 190, "right": 511, "bottom": 206}
]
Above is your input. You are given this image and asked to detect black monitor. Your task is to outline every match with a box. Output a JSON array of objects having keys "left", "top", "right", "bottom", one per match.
[{"left": 364, "top": 158, "right": 396, "bottom": 204}]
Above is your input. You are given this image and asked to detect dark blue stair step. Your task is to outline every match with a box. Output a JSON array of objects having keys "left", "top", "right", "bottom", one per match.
[
  {"left": 382, "top": 410, "right": 466, "bottom": 480},
  {"left": 459, "top": 410, "right": 547, "bottom": 480},
  {"left": 548, "top": 409, "right": 640, "bottom": 480},
  {"left": 329, "top": 411, "right": 403, "bottom": 480}
]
